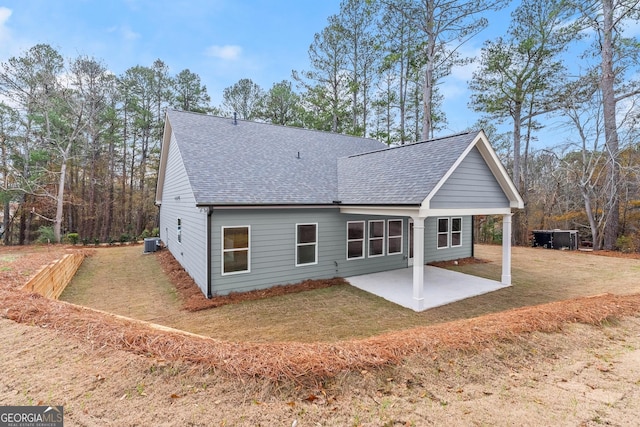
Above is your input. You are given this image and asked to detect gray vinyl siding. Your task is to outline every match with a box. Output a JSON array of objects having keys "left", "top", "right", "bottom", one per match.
[
  {"left": 210, "top": 209, "right": 410, "bottom": 295},
  {"left": 424, "top": 216, "right": 473, "bottom": 262},
  {"left": 430, "top": 147, "right": 509, "bottom": 209},
  {"left": 158, "top": 132, "right": 208, "bottom": 294}
]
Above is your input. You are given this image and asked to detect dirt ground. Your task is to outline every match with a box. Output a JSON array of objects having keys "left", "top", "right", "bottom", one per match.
[
  {"left": 0, "top": 244, "right": 78, "bottom": 291},
  {"left": 2, "top": 244, "right": 640, "bottom": 425},
  {"left": 1, "top": 315, "right": 639, "bottom": 426}
]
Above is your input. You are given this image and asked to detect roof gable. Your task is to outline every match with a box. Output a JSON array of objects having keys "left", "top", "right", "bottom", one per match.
[
  {"left": 158, "top": 110, "right": 385, "bottom": 205},
  {"left": 337, "top": 132, "right": 477, "bottom": 205},
  {"left": 429, "top": 146, "right": 509, "bottom": 209},
  {"left": 422, "top": 130, "right": 523, "bottom": 210},
  {"left": 338, "top": 130, "right": 523, "bottom": 210}
]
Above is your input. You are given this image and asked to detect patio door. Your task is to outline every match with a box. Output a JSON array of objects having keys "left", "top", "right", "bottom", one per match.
[{"left": 408, "top": 219, "right": 414, "bottom": 266}]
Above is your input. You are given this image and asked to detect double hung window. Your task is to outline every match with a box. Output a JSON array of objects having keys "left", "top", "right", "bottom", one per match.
[
  {"left": 437, "top": 218, "right": 449, "bottom": 249},
  {"left": 387, "top": 219, "right": 403, "bottom": 255},
  {"left": 451, "top": 217, "right": 462, "bottom": 247},
  {"left": 222, "top": 226, "right": 250, "bottom": 274},
  {"left": 296, "top": 223, "right": 318, "bottom": 266},
  {"left": 437, "top": 217, "right": 462, "bottom": 249},
  {"left": 368, "top": 220, "right": 385, "bottom": 257},
  {"left": 347, "top": 221, "right": 365, "bottom": 259}
]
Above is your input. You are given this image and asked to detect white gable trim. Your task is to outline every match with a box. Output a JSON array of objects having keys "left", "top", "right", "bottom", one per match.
[
  {"left": 155, "top": 113, "right": 173, "bottom": 205},
  {"left": 474, "top": 132, "right": 524, "bottom": 209},
  {"left": 339, "top": 205, "right": 513, "bottom": 218},
  {"left": 420, "top": 131, "right": 524, "bottom": 211}
]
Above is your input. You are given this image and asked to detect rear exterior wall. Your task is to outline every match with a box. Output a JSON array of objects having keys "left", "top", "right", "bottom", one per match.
[{"left": 209, "top": 208, "right": 472, "bottom": 295}]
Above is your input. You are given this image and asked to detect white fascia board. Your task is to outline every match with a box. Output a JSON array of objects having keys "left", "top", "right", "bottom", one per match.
[
  {"left": 340, "top": 205, "right": 512, "bottom": 218},
  {"left": 474, "top": 131, "right": 525, "bottom": 209},
  {"left": 421, "top": 207, "right": 514, "bottom": 217},
  {"left": 155, "top": 114, "right": 173, "bottom": 205},
  {"left": 421, "top": 131, "right": 524, "bottom": 211},
  {"left": 340, "top": 206, "right": 421, "bottom": 217}
]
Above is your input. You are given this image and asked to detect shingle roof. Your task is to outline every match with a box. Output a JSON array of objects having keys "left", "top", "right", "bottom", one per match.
[
  {"left": 337, "top": 132, "right": 478, "bottom": 205},
  {"left": 166, "top": 110, "right": 386, "bottom": 205}
]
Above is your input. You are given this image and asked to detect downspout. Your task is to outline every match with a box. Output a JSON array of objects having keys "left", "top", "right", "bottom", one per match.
[
  {"left": 206, "top": 206, "right": 213, "bottom": 298},
  {"left": 471, "top": 215, "right": 475, "bottom": 258}
]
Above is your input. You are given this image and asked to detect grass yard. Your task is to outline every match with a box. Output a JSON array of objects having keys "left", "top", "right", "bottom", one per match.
[
  {"left": 4, "top": 244, "right": 640, "bottom": 425},
  {"left": 60, "top": 244, "right": 640, "bottom": 343}
]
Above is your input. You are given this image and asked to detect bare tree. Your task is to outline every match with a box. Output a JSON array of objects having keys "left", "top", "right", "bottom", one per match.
[
  {"left": 382, "top": 0, "right": 508, "bottom": 140},
  {"left": 570, "top": 0, "right": 640, "bottom": 249}
]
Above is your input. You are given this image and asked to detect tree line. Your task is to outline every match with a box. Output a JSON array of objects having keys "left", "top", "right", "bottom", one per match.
[{"left": 1, "top": 0, "right": 639, "bottom": 251}]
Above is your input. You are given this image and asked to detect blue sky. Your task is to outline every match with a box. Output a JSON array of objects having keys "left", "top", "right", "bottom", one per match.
[
  {"left": 0, "top": 1, "right": 342, "bottom": 100},
  {"left": 0, "top": 0, "right": 516, "bottom": 135},
  {"left": 35, "top": 0, "right": 640, "bottom": 149}
]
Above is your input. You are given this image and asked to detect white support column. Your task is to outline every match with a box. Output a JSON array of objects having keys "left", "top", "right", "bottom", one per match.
[
  {"left": 502, "top": 213, "right": 513, "bottom": 285},
  {"left": 411, "top": 216, "right": 426, "bottom": 311}
]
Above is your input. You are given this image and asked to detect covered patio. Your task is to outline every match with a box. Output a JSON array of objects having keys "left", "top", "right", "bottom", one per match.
[
  {"left": 346, "top": 265, "right": 510, "bottom": 312},
  {"left": 338, "top": 131, "right": 524, "bottom": 312}
]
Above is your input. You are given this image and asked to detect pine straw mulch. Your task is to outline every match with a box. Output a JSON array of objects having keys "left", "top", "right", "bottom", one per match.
[
  {"left": 428, "top": 256, "right": 490, "bottom": 267},
  {"left": 2, "top": 285, "right": 640, "bottom": 382},
  {"left": 0, "top": 245, "right": 93, "bottom": 291},
  {"left": 586, "top": 250, "right": 640, "bottom": 260},
  {"left": 156, "top": 249, "right": 348, "bottom": 311}
]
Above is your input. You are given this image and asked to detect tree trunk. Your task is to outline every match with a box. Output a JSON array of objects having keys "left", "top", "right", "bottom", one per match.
[
  {"left": 582, "top": 185, "right": 600, "bottom": 250},
  {"left": 421, "top": 9, "right": 435, "bottom": 141},
  {"left": 18, "top": 205, "right": 26, "bottom": 245},
  {"left": 53, "top": 154, "right": 68, "bottom": 243},
  {"left": 511, "top": 97, "right": 523, "bottom": 245},
  {"left": 422, "top": 44, "right": 434, "bottom": 140},
  {"left": 600, "top": 0, "right": 620, "bottom": 250},
  {"left": 1, "top": 137, "right": 9, "bottom": 245},
  {"left": 3, "top": 198, "right": 10, "bottom": 245},
  {"left": 102, "top": 132, "right": 115, "bottom": 242}
]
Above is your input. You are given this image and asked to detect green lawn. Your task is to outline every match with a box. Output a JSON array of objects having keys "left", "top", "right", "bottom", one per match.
[{"left": 61, "top": 244, "right": 640, "bottom": 343}]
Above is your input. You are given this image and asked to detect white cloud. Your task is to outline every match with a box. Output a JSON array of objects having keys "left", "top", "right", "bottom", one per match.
[
  {"left": 204, "top": 44, "right": 242, "bottom": 60},
  {"left": 107, "top": 25, "right": 141, "bottom": 42},
  {"left": 451, "top": 45, "right": 483, "bottom": 81},
  {"left": 121, "top": 25, "right": 141, "bottom": 41},
  {"left": 0, "top": 6, "right": 12, "bottom": 42},
  {"left": 438, "top": 46, "right": 482, "bottom": 102}
]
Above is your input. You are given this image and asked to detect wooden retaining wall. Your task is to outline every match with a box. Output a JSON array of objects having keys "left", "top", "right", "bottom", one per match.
[{"left": 22, "top": 252, "right": 85, "bottom": 299}]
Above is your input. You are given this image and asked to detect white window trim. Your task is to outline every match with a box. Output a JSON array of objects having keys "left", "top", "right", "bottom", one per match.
[
  {"left": 177, "top": 217, "right": 182, "bottom": 244},
  {"left": 437, "top": 217, "right": 449, "bottom": 250},
  {"left": 451, "top": 217, "right": 463, "bottom": 248},
  {"left": 387, "top": 219, "right": 403, "bottom": 255},
  {"left": 346, "top": 221, "right": 365, "bottom": 260},
  {"left": 221, "top": 225, "right": 251, "bottom": 276},
  {"left": 295, "top": 223, "right": 318, "bottom": 266},
  {"left": 368, "top": 220, "right": 386, "bottom": 258}
]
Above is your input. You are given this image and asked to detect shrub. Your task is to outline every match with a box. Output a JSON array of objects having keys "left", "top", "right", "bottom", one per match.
[
  {"left": 119, "top": 233, "right": 130, "bottom": 243},
  {"left": 616, "top": 235, "right": 636, "bottom": 253},
  {"left": 36, "top": 226, "right": 56, "bottom": 244},
  {"left": 66, "top": 233, "right": 79, "bottom": 245}
]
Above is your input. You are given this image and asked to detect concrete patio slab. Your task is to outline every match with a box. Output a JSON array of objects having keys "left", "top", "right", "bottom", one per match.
[{"left": 346, "top": 266, "right": 509, "bottom": 311}]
